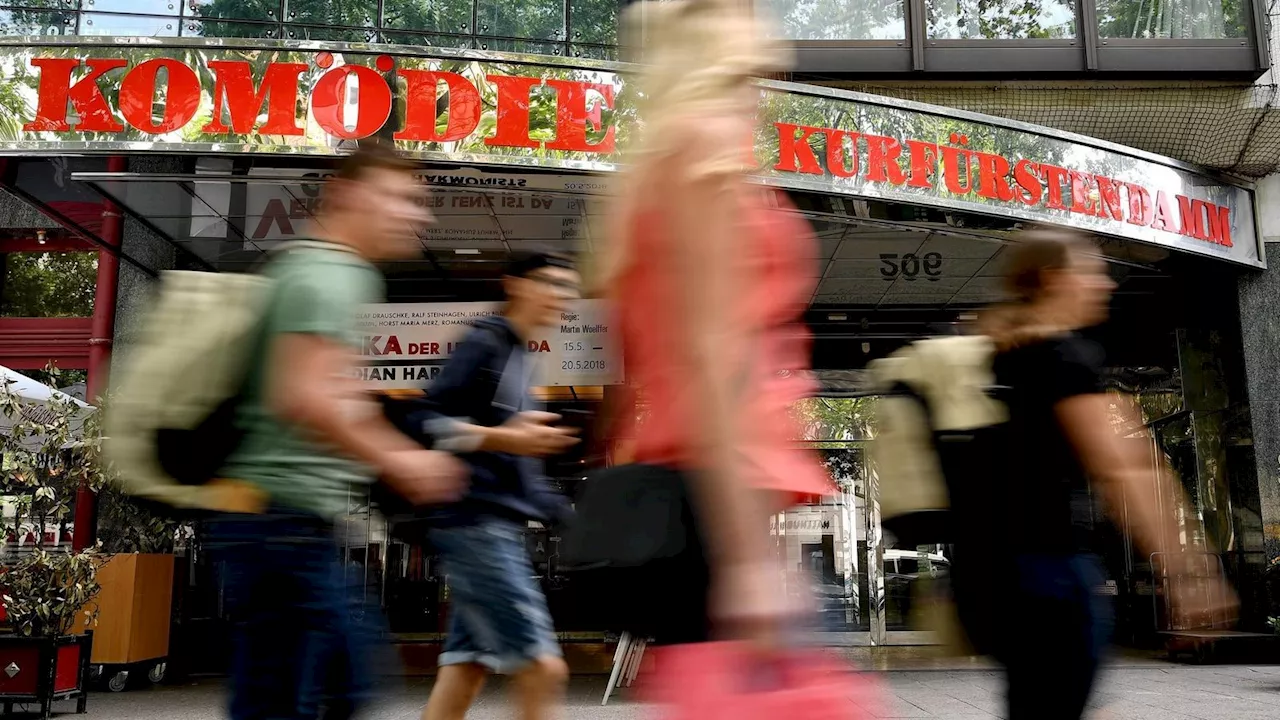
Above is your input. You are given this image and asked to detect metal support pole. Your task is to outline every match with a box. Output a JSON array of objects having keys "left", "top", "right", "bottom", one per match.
[{"left": 73, "top": 156, "right": 125, "bottom": 552}]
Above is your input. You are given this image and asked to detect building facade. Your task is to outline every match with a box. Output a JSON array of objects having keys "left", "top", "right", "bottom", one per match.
[{"left": 1, "top": 0, "right": 1278, "bottom": 666}]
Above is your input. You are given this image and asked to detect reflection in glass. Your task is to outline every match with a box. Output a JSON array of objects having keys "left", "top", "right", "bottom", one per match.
[
  {"left": 379, "top": 30, "right": 472, "bottom": 48},
  {"left": 184, "top": 19, "right": 276, "bottom": 37},
  {"left": 928, "top": 0, "right": 1076, "bottom": 38},
  {"left": 569, "top": 0, "right": 617, "bottom": 45},
  {"left": 283, "top": 0, "right": 375, "bottom": 26},
  {"left": 1096, "top": 0, "right": 1248, "bottom": 38},
  {"left": 570, "top": 43, "right": 616, "bottom": 60},
  {"left": 476, "top": 0, "right": 564, "bottom": 40},
  {"left": 2, "top": 0, "right": 76, "bottom": 8},
  {"left": 382, "top": 0, "right": 473, "bottom": 33},
  {"left": 764, "top": 0, "right": 906, "bottom": 39},
  {"left": 0, "top": 7, "right": 74, "bottom": 33},
  {"left": 283, "top": 24, "right": 375, "bottom": 40},
  {"left": 189, "top": 0, "right": 283, "bottom": 23},
  {"left": 80, "top": 0, "right": 178, "bottom": 15},
  {"left": 79, "top": 11, "right": 180, "bottom": 35}
]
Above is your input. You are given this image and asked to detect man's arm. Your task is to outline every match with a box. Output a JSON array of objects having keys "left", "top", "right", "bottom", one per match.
[
  {"left": 414, "top": 328, "right": 576, "bottom": 458},
  {"left": 266, "top": 333, "right": 462, "bottom": 504}
]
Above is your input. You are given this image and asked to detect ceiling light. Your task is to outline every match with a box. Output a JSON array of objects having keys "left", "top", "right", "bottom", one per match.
[
  {"left": 36, "top": 230, "right": 46, "bottom": 245},
  {"left": 827, "top": 313, "right": 847, "bottom": 321},
  {"left": 454, "top": 248, "right": 481, "bottom": 255}
]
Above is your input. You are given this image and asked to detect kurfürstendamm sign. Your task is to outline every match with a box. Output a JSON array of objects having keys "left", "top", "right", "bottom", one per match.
[{"left": 0, "top": 37, "right": 1260, "bottom": 268}]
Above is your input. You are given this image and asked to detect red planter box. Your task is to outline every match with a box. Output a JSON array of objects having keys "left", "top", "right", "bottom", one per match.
[{"left": 0, "top": 633, "right": 93, "bottom": 718}]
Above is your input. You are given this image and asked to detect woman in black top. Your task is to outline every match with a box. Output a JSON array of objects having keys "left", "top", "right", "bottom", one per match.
[{"left": 972, "top": 230, "right": 1237, "bottom": 720}]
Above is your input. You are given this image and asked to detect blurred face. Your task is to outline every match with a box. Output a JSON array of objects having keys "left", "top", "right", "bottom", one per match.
[
  {"left": 507, "top": 266, "right": 581, "bottom": 329},
  {"left": 331, "top": 167, "right": 433, "bottom": 261},
  {"left": 1043, "top": 251, "right": 1116, "bottom": 329}
]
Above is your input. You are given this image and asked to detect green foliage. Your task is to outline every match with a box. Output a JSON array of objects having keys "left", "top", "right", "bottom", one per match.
[
  {"left": 95, "top": 477, "right": 182, "bottom": 555},
  {"left": 1, "top": 252, "right": 98, "bottom": 319},
  {"left": 792, "top": 397, "right": 878, "bottom": 445},
  {"left": 1, "top": 548, "right": 101, "bottom": 637},
  {"left": 1, "top": 366, "right": 103, "bottom": 638}
]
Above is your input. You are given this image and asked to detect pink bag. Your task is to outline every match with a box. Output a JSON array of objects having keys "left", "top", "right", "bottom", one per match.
[{"left": 641, "top": 642, "right": 881, "bottom": 720}]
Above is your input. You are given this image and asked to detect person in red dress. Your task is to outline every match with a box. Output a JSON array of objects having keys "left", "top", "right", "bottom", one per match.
[{"left": 590, "top": 0, "right": 833, "bottom": 645}]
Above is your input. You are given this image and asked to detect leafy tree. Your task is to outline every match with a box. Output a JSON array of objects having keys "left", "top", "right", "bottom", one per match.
[
  {"left": 1, "top": 251, "right": 98, "bottom": 319},
  {"left": 793, "top": 396, "right": 878, "bottom": 445},
  {"left": 765, "top": 0, "right": 906, "bottom": 40},
  {"left": 1095, "top": 0, "right": 1246, "bottom": 39}
]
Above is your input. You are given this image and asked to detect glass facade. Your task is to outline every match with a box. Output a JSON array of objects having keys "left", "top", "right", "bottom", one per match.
[
  {"left": 1096, "top": 0, "right": 1250, "bottom": 39},
  {"left": 0, "top": 0, "right": 620, "bottom": 57},
  {"left": 927, "top": 0, "right": 1077, "bottom": 39},
  {"left": 764, "top": 0, "right": 906, "bottom": 40}
]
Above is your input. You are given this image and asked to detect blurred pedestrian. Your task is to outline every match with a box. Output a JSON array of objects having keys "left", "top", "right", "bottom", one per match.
[
  {"left": 968, "top": 229, "right": 1238, "bottom": 720},
  {"left": 588, "top": 0, "right": 832, "bottom": 655},
  {"left": 207, "top": 144, "right": 465, "bottom": 720},
  {"left": 419, "top": 251, "right": 581, "bottom": 720}
]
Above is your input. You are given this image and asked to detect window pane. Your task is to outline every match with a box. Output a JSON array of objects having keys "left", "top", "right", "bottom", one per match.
[
  {"left": 379, "top": 29, "right": 472, "bottom": 48},
  {"left": 764, "top": 0, "right": 906, "bottom": 40},
  {"left": 283, "top": 0, "right": 375, "bottom": 26},
  {"left": 569, "top": 0, "right": 616, "bottom": 45},
  {"left": 1097, "top": 0, "right": 1248, "bottom": 38},
  {"left": 82, "top": 0, "right": 179, "bottom": 14},
  {"left": 283, "top": 23, "right": 374, "bottom": 40},
  {"left": 382, "top": 0, "right": 474, "bottom": 34},
  {"left": 570, "top": 43, "right": 616, "bottom": 60},
  {"left": 0, "top": 7, "right": 75, "bottom": 33},
  {"left": 480, "top": 37, "right": 565, "bottom": 54},
  {"left": 928, "top": 0, "right": 1076, "bottom": 38},
  {"left": 184, "top": 18, "right": 277, "bottom": 37},
  {"left": 80, "top": 11, "right": 181, "bottom": 34},
  {"left": 2, "top": 0, "right": 73, "bottom": 8},
  {"left": 1, "top": 252, "right": 98, "bottom": 319},
  {"left": 476, "top": 0, "right": 564, "bottom": 40},
  {"left": 189, "top": 0, "right": 283, "bottom": 24}
]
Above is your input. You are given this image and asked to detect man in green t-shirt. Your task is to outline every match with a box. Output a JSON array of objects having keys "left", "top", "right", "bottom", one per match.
[{"left": 207, "top": 145, "right": 464, "bottom": 720}]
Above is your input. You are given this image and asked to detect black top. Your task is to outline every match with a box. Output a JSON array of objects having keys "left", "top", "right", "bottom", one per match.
[{"left": 989, "top": 333, "right": 1106, "bottom": 555}]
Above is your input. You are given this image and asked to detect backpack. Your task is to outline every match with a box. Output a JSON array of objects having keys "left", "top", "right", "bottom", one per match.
[
  {"left": 104, "top": 242, "right": 336, "bottom": 512},
  {"left": 867, "top": 335, "right": 1007, "bottom": 549}
]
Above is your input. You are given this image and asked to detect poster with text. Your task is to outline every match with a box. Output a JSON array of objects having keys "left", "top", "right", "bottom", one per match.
[{"left": 355, "top": 300, "right": 621, "bottom": 390}]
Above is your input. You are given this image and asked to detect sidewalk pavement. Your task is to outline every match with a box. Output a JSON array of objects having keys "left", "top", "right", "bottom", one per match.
[{"left": 14, "top": 662, "right": 1280, "bottom": 719}]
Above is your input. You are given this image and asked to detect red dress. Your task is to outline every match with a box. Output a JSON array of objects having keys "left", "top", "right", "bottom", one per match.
[{"left": 613, "top": 189, "right": 833, "bottom": 503}]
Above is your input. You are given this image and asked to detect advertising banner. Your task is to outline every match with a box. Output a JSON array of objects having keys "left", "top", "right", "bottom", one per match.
[
  {"left": 0, "top": 38, "right": 1261, "bottom": 267},
  {"left": 356, "top": 300, "right": 621, "bottom": 390}
]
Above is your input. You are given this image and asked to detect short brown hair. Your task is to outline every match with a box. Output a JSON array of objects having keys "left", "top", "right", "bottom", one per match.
[{"left": 333, "top": 141, "right": 416, "bottom": 183}]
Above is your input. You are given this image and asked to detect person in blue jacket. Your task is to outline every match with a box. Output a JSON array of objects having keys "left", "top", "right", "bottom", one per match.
[{"left": 420, "top": 251, "right": 581, "bottom": 720}]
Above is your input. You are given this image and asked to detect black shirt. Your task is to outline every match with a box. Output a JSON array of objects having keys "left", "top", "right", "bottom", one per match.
[{"left": 989, "top": 333, "right": 1106, "bottom": 555}]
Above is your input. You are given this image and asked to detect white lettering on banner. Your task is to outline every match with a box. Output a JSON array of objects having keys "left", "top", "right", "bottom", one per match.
[
  {"left": 355, "top": 300, "right": 622, "bottom": 390},
  {"left": 223, "top": 167, "right": 597, "bottom": 245}
]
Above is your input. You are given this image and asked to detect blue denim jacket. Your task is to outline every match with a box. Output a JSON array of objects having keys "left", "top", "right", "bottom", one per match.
[{"left": 409, "top": 315, "right": 572, "bottom": 527}]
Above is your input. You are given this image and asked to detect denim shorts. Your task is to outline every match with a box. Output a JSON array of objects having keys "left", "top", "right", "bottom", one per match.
[{"left": 430, "top": 517, "right": 562, "bottom": 674}]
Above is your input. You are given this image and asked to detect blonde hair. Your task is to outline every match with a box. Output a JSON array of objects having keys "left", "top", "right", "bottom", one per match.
[{"left": 583, "top": 0, "right": 791, "bottom": 295}]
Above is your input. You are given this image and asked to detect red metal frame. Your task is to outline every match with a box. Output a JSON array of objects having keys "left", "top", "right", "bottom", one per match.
[
  {"left": 0, "top": 157, "right": 126, "bottom": 551},
  {"left": 0, "top": 318, "right": 93, "bottom": 370},
  {"left": 0, "top": 236, "right": 95, "bottom": 254}
]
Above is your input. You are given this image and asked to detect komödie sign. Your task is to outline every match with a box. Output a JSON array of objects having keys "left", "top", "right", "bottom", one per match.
[{"left": 22, "top": 54, "right": 616, "bottom": 154}]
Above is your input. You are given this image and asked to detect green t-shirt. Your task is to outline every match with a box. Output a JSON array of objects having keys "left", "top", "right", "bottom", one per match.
[{"left": 221, "top": 245, "right": 383, "bottom": 520}]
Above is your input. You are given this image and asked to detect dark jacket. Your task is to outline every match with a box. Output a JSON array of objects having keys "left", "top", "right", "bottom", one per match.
[{"left": 413, "top": 315, "right": 572, "bottom": 528}]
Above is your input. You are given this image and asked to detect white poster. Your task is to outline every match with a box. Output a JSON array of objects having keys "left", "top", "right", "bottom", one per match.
[{"left": 354, "top": 300, "right": 622, "bottom": 390}]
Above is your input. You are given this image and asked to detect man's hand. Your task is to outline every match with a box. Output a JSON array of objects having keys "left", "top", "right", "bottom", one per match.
[
  {"left": 492, "top": 411, "right": 580, "bottom": 458},
  {"left": 381, "top": 450, "right": 467, "bottom": 506}
]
